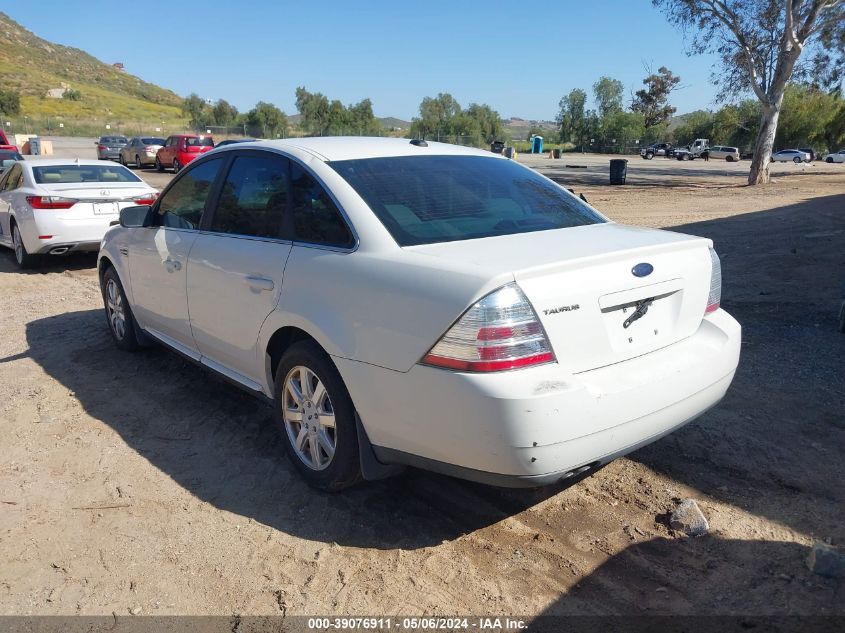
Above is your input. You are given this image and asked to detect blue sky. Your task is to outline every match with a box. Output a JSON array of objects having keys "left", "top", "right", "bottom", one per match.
[{"left": 6, "top": 0, "right": 726, "bottom": 121}]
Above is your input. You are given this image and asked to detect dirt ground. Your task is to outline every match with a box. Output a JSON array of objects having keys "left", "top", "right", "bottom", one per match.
[{"left": 0, "top": 152, "right": 843, "bottom": 619}]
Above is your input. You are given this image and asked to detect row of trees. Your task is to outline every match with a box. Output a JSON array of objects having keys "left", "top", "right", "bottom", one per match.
[
  {"left": 672, "top": 84, "right": 845, "bottom": 152},
  {"left": 557, "top": 69, "right": 681, "bottom": 153},
  {"left": 409, "top": 93, "right": 505, "bottom": 145},
  {"left": 295, "top": 87, "right": 381, "bottom": 136},
  {"left": 654, "top": 0, "right": 844, "bottom": 184},
  {"left": 181, "top": 94, "right": 288, "bottom": 138}
]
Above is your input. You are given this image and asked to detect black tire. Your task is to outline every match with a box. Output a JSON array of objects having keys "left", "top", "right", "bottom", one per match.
[
  {"left": 726, "top": 156, "right": 734, "bottom": 162},
  {"left": 101, "top": 266, "right": 141, "bottom": 351},
  {"left": 10, "top": 222, "right": 40, "bottom": 269},
  {"left": 155, "top": 157, "right": 164, "bottom": 172},
  {"left": 135, "top": 155, "right": 143, "bottom": 169},
  {"left": 793, "top": 156, "right": 802, "bottom": 164},
  {"left": 826, "top": 157, "right": 834, "bottom": 163},
  {"left": 172, "top": 159, "right": 181, "bottom": 174},
  {"left": 273, "top": 340, "right": 362, "bottom": 491},
  {"left": 645, "top": 152, "right": 654, "bottom": 160}
]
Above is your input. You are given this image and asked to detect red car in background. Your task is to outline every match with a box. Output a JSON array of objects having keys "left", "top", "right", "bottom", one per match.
[
  {"left": 155, "top": 134, "right": 214, "bottom": 173},
  {"left": 0, "top": 129, "right": 18, "bottom": 152}
]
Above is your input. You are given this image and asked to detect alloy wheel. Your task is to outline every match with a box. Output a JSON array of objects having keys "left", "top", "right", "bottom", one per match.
[
  {"left": 105, "top": 278, "right": 126, "bottom": 340},
  {"left": 282, "top": 365, "right": 337, "bottom": 471}
]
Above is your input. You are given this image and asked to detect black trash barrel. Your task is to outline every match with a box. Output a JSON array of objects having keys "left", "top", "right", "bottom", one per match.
[
  {"left": 609, "top": 158, "right": 628, "bottom": 185},
  {"left": 553, "top": 148, "right": 561, "bottom": 158}
]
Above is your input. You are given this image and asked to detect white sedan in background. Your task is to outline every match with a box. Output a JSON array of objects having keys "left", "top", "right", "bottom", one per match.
[
  {"left": 771, "top": 149, "right": 811, "bottom": 163},
  {"left": 0, "top": 159, "right": 158, "bottom": 268},
  {"left": 98, "top": 137, "right": 741, "bottom": 490},
  {"left": 823, "top": 149, "right": 845, "bottom": 163}
]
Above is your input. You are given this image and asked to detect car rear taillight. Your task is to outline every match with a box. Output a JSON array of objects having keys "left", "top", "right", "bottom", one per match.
[
  {"left": 131, "top": 192, "right": 159, "bottom": 205},
  {"left": 422, "top": 283, "right": 555, "bottom": 372},
  {"left": 705, "top": 247, "right": 721, "bottom": 314},
  {"left": 98, "top": 144, "right": 107, "bottom": 150},
  {"left": 26, "top": 195, "right": 77, "bottom": 210},
  {"left": 144, "top": 146, "right": 156, "bottom": 152}
]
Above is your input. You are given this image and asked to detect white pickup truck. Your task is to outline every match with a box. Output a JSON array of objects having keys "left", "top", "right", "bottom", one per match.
[{"left": 675, "top": 138, "right": 710, "bottom": 161}]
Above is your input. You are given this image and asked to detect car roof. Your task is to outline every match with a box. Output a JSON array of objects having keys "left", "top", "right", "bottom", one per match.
[{"left": 231, "top": 136, "right": 499, "bottom": 162}]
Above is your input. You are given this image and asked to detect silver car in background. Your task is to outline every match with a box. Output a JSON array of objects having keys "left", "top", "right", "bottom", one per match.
[
  {"left": 120, "top": 137, "right": 166, "bottom": 168},
  {"left": 96, "top": 136, "right": 128, "bottom": 161},
  {"left": 708, "top": 146, "right": 740, "bottom": 162},
  {"left": 772, "top": 149, "right": 811, "bottom": 163}
]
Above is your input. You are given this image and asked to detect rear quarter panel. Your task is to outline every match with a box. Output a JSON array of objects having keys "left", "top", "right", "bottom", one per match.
[{"left": 258, "top": 247, "right": 512, "bottom": 382}]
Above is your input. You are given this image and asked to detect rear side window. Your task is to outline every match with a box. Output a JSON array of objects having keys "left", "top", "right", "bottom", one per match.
[
  {"left": 1, "top": 164, "right": 22, "bottom": 191},
  {"left": 32, "top": 165, "right": 141, "bottom": 184},
  {"left": 211, "top": 154, "right": 289, "bottom": 238},
  {"left": 330, "top": 155, "right": 604, "bottom": 246},
  {"left": 291, "top": 163, "right": 353, "bottom": 247},
  {"left": 157, "top": 158, "right": 223, "bottom": 229}
]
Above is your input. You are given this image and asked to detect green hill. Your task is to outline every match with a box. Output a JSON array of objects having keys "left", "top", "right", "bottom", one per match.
[{"left": 0, "top": 12, "right": 185, "bottom": 132}]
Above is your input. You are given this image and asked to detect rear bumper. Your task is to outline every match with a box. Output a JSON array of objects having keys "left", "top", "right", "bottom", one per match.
[
  {"left": 25, "top": 214, "right": 118, "bottom": 254},
  {"left": 336, "top": 309, "right": 741, "bottom": 484}
]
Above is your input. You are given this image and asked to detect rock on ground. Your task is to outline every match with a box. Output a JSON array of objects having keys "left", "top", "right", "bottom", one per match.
[{"left": 670, "top": 499, "right": 710, "bottom": 537}]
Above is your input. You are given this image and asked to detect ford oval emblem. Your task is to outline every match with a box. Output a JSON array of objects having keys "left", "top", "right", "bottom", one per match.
[{"left": 632, "top": 262, "right": 654, "bottom": 277}]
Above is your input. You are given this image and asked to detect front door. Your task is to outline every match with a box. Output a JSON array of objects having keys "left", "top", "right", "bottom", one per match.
[
  {"left": 127, "top": 157, "right": 226, "bottom": 357},
  {"left": 187, "top": 152, "right": 292, "bottom": 386}
]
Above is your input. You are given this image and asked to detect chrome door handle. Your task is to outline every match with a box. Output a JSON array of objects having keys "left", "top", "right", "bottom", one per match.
[
  {"left": 245, "top": 275, "right": 274, "bottom": 291},
  {"left": 164, "top": 258, "right": 182, "bottom": 272}
]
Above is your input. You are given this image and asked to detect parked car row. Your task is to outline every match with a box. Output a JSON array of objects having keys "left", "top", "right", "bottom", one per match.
[{"left": 98, "top": 133, "right": 217, "bottom": 173}]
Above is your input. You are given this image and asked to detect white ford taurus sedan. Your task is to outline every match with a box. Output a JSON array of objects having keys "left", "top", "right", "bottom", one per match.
[
  {"left": 98, "top": 137, "right": 741, "bottom": 490},
  {"left": 0, "top": 159, "right": 158, "bottom": 268}
]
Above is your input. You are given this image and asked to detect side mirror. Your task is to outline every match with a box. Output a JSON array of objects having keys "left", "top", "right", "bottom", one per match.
[
  {"left": 1, "top": 159, "right": 14, "bottom": 169},
  {"left": 119, "top": 205, "right": 154, "bottom": 228}
]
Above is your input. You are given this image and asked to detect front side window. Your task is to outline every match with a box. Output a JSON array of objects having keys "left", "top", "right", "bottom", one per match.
[
  {"left": 156, "top": 158, "right": 223, "bottom": 229},
  {"left": 211, "top": 154, "right": 289, "bottom": 238},
  {"left": 330, "top": 155, "right": 604, "bottom": 246},
  {"left": 291, "top": 163, "right": 353, "bottom": 247}
]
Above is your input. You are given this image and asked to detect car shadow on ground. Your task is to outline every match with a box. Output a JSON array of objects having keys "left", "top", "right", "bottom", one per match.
[
  {"left": 7, "top": 194, "right": 845, "bottom": 554},
  {"left": 627, "top": 193, "right": 845, "bottom": 545},
  {"left": 0, "top": 248, "right": 97, "bottom": 274},
  {"left": 532, "top": 537, "right": 843, "bottom": 624},
  {"left": 7, "top": 306, "right": 580, "bottom": 550}
]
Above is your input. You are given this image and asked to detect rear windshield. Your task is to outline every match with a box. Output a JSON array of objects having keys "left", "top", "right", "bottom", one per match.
[
  {"left": 330, "top": 155, "right": 604, "bottom": 246},
  {"left": 186, "top": 136, "right": 214, "bottom": 147},
  {"left": 100, "top": 136, "right": 128, "bottom": 144},
  {"left": 142, "top": 137, "right": 165, "bottom": 145},
  {"left": 32, "top": 165, "right": 142, "bottom": 184}
]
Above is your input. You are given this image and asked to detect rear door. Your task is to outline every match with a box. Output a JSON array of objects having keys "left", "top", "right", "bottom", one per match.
[
  {"left": 126, "top": 156, "right": 226, "bottom": 356},
  {"left": 159, "top": 137, "right": 174, "bottom": 166},
  {"left": 186, "top": 151, "right": 292, "bottom": 386}
]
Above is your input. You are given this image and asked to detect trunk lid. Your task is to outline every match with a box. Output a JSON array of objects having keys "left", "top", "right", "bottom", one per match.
[
  {"left": 37, "top": 183, "right": 155, "bottom": 218},
  {"left": 407, "top": 223, "right": 714, "bottom": 373}
]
